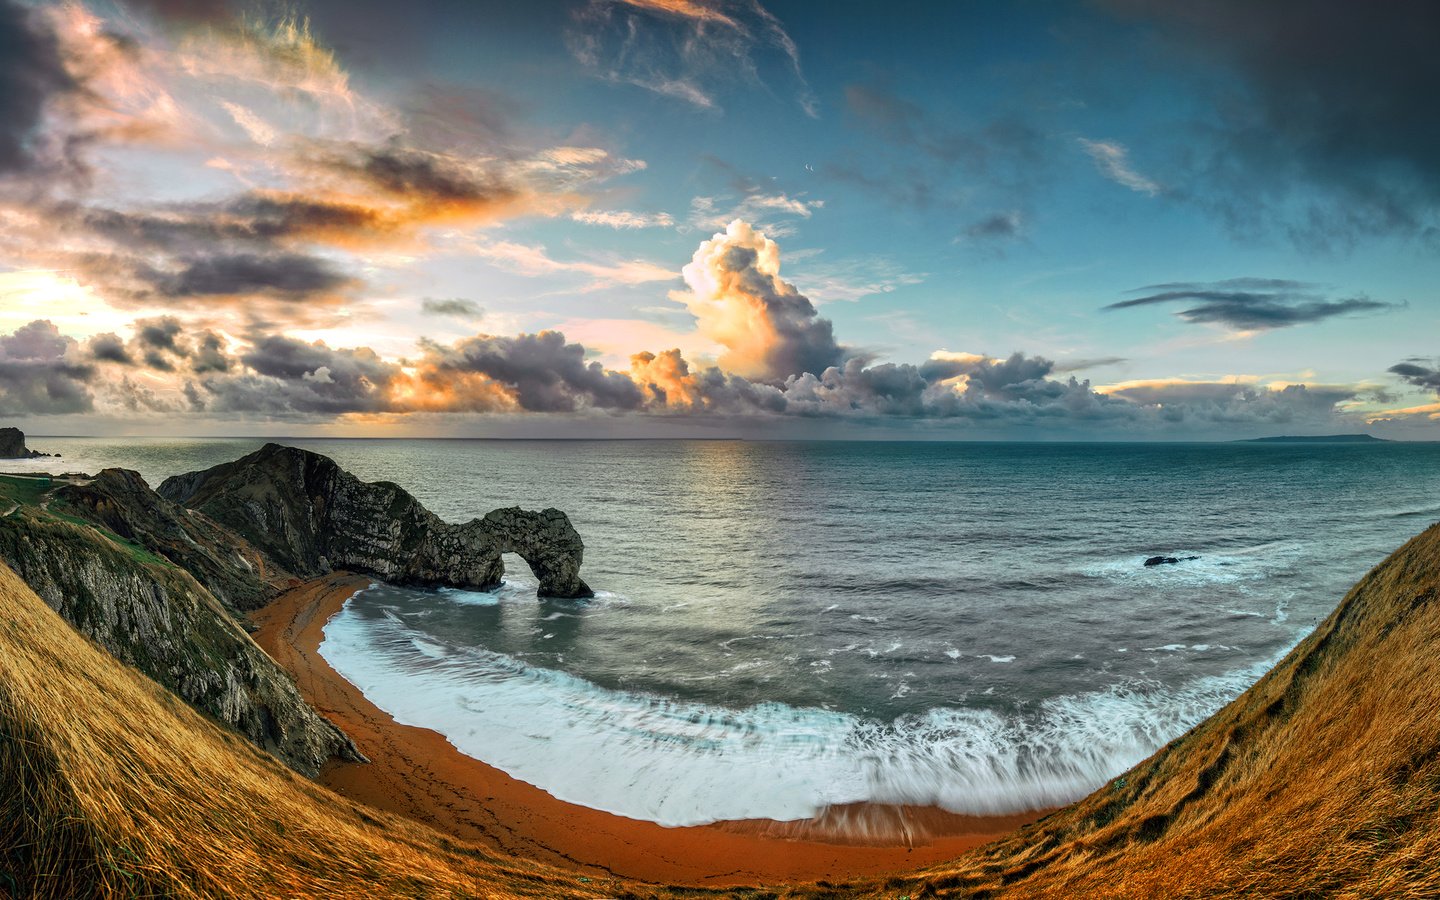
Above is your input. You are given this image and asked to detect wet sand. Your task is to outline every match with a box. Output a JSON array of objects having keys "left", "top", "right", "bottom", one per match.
[{"left": 251, "top": 574, "right": 1044, "bottom": 887}]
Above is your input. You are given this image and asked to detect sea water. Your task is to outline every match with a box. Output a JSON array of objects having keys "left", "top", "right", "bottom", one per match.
[{"left": 20, "top": 437, "right": 1440, "bottom": 825}]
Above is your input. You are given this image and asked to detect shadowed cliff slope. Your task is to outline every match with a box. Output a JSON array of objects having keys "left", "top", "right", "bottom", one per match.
[
  {"left": 158, "top": 443, "right": 593, "bottom": 599},
  {"left": 0, "top": 472, "right": 357, "bottom": 777}
]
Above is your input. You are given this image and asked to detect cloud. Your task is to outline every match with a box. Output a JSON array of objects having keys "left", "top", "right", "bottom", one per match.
[
  {"left": 1100, "top": 0, "right": 1440, "bottom": 248},
  {"left": 832, "top": 82, "right": 1049, "bottom": 213},
  {"left": 0, "top": 319, "right": 94, "bottom": 414},
  {"left": 571, "top": 209, "right": 676, "bottom": 229},
  {"left": 148, "top": 253, "right": 353, "bottom": 300},
  {"left": 568, "top": 0, "right": 816, "bottom": 116},
  {"left": 961, "top": 211, "right": 1025, "bottom": 242},
  {"left": 1077, "top": 139, "right": 1161, "bottom": 196},
  {"left": 0, "top": 7, "right": 652, "bottom": 333},
  {"left": 1106, "top": 278, "right": 1400, "bottom": 330},
  {"left": 1099, "top": 377, "right": 1361, "bottom": 424},
  {"left": 0, "top": 0, "right": 75, "bottom": 174},
  {"left": 406, "top": 331, "right": 645, "bottom": 413},
  {"left": 421, "top": 298, "right": 484, "bottom": 320},
  {"left": 1389, "top": 360, "right": 1440, "bottom": 394},
  {"left": 465, "top": 239, "right": 676, "bottom": 290},
  {"left": 674, "top": 219, "right": 845, "bottom": 381}
]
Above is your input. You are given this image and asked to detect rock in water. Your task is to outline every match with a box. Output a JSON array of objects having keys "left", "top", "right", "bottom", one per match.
[
  {"left": 158, "top": 443, "right": 594, "bottom": 598},
  {"left": 1144, "top": 555, "right": 1201, "bottom": 567},
  {"left": 0, "top": 426, "right": 47, "bottom": 459}
]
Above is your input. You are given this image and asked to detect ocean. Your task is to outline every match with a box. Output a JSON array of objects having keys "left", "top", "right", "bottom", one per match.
[{"left": 16, "top": 437, "right": 1440, "bottom": 827}]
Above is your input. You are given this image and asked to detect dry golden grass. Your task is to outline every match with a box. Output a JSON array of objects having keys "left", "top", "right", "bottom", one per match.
[
  {"left": 853, "top": 521, "right": 1440, "bottom": 898},
  {"left": 0, "top": 561, "right": 664, "bottom": 900},
  {"left": 8, "top": 523, "right": 1440, "bottom": 898}
]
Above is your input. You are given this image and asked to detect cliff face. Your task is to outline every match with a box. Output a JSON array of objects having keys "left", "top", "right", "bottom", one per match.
[
  {"left": 56, "top": 468, "right": 294, "bottom": 611},
  {"left": 0, "top": 474, "right": 360, "bottom": 776},
  {"left": 158, "top": 443, "right": 593, "bottom": 598}
]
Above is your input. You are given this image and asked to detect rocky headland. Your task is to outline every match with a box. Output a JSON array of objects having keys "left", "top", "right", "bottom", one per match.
[
  {"left": 0, "top": 426, "right": 53, "bottom": 459},
  {"left": 157, "top": 443, "right": 592, "bottom": 598},
  {"left": 0, "top": 443, "right": 593, "bottom": 779}
]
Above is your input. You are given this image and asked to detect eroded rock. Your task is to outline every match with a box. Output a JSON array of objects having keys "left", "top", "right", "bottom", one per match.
[{"left": 159, "top": 443, "right": 594, "bottom": 598}]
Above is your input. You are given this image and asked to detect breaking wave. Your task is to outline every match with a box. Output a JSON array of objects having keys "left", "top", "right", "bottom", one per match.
[{"left": 319, "top": 586, "right": 1293, "bottom": 827}]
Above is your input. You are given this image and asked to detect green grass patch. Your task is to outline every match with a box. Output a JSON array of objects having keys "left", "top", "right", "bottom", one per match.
[
  {"left": 46, "top": 507, "right": 174, "bottom": 568},
  {"left": 0, "top": 473, "right": 51, "bottom": 510}
]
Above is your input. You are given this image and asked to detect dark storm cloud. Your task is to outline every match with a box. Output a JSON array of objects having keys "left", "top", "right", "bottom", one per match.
[
  {"left": 418, "top": 331, "right": 646, "bottom": 413},
  {"left": 150, "top": 253, "right": 353, "bottom": 300},
  {"left": 0, "top": 0, "right": 75, "bottom": 174},
  {"left": 1105, "top": 279, "right": 1400, "bottom": 330},
  {"left": 0, "top": 320, "right": 94, "bottom": 415},
  {"left": 1102, "top": 0, "right": 1440, "bottom": 248}
]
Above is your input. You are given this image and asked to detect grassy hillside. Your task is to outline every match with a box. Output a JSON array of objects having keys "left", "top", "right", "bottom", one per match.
[
  {"left": 865, "top": 521, "right": 1440, "bottom": 898},
  {"left": 6, "top": 519, "right": 1440, "bottom": 897},
  {"left": 0, "top": 562, "right": 648, "bottom": 899}
]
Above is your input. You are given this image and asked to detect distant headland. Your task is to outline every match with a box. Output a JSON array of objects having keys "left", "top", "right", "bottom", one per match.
[
  {"left": 0, "top": 426, "right": 56, "bottom": 459},
  {"left": 1239, "top": 434, "right": 1390, "bottom": 444}
]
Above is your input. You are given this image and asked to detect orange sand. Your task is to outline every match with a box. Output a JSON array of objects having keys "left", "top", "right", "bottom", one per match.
[{"left": 251, "top": 575, "right": 1043, "bottom": 887}]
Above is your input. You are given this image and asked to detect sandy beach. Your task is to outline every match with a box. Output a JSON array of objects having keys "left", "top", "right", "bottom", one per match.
[{"left": 251, "top": 574, "right": 1043, "bottom": 887}]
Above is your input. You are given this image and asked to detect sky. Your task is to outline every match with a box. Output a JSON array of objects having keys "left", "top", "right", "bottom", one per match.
[{"left": 1, "top": 0, "right": 1438, "bottom": 439}]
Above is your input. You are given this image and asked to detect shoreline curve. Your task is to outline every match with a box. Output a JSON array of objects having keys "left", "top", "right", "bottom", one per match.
[{"left": 250, "top": 573, "right": 1044, "bottom": 887}]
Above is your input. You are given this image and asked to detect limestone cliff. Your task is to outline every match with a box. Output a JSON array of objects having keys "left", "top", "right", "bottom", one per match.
[
  {"left": 0, "top": 473, "right": 360, "bottom": 776},
  {"left": 56, "top": 468, "right": 295, "bottom": 611},
  {"left": 158, "top": 443, "right": 593, "bottom": 598}
]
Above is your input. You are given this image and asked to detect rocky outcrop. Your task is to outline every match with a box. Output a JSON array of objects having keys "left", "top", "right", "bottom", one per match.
[
  {"left": 0, "top": 502, "right": 361, "bottom": 776},
  {"left": 159, "top": 443, "right": 594, "bottom": 598},
  {"left": 1143, "top": 555, "right": 1200, "bottom": 567},
  {"left": 56, "top": 468, "right": 295, "bottom": 611},
  {"left": 0, "top": 426, "right": 51, "bottom": 459}
]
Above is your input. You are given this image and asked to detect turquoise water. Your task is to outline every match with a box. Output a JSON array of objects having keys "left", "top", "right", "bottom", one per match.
[{"left": 18, "top": 437, "right": 1440, "bottom": 824}]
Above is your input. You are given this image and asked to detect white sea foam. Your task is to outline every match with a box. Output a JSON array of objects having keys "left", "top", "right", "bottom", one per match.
[{"left": 320, "top": 591, "right": 1298, "bottom": 827}]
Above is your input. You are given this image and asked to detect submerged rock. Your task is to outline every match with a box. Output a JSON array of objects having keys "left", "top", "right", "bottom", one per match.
[
  {"left": 159, "top": 443, "right": 594, "bottom": 598},
  {"left": 1144, "top": 555, "right": 1201, "bottom": 567}
]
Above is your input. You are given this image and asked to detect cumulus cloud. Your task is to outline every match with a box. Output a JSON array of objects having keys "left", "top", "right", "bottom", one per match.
[
  {"left": 406, "top": 331, "right": 646, "bottom": 413},
  {"left": 1106, "top": 278, "right": 1400, "bottom": 330},
  {"left": 0, "top": 320, "right": 94, "bottom": 414},
  {"left": 0, "top": 221, "right": 1379, "bottom": 435},
  {"left": 1099, "top": 377, "right": 1361, "bottom": 425},
  {"left": 674, "top": 220, "right": 845, "bottom": 381},
  {"left": 567, "top": 0, "right": 816, "bottom": 116}
]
